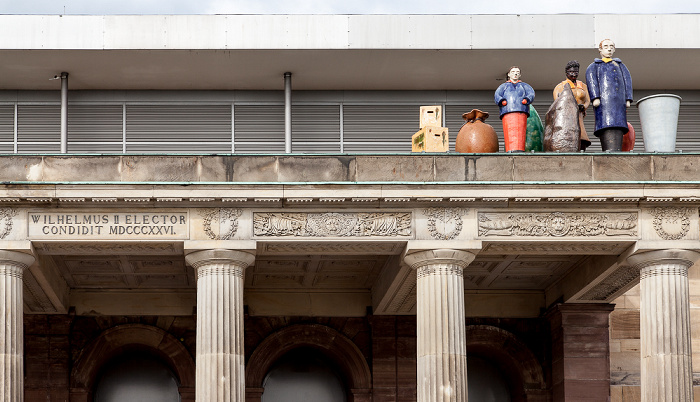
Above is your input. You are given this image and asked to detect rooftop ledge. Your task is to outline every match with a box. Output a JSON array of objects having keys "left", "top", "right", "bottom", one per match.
[{"left": 0, "top": 153, "right": 696, "bottom": 184}]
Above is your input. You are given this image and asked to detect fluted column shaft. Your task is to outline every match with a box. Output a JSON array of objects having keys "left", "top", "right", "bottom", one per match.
[
  {"left": 186, "top": 249, "right": 255, "bottom": 402},
  {"left": 0, "top": 251, "right": 35, "bottom": 402},
  {"left": 405, "top": 249, "right": 475, "bottom": 402},
  {"left": 628, "top": 249, "right": 699, "bottom": 402}
]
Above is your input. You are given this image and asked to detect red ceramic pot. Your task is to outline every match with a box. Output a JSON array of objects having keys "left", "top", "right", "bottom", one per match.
[{"left": 455, "top": 109, "right": 499, "bottom": 153}]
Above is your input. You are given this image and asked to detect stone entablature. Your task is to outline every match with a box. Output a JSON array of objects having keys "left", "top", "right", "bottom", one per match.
[{"left": 0, "top": 206, "right": 694, "bottom": 245}]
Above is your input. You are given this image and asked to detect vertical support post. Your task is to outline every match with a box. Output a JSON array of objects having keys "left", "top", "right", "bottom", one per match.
[
  {"left": 185, "top": 249, "right": 255, "bottom": 402},
  {"left": 627, "top": 249, "right": 699, "bottom": 402},
  {"left": 284, "top": 72, "right": 292, "bottom": 153},
  {"left": 60, "top": 72, "right": 68, "bottom": 154},
  {"left": 0, "top": 250, "right": 35, "bottom": 402},
  {"left": 404, "top": 249, "right": 474, "bottom": 402}
]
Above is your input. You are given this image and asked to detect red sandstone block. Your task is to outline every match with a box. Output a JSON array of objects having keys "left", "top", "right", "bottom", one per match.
[
  {"left": 371, "top": 316, "right": 397, "bottom": 334},
  {"left": 373, "top": 338, "right": 397, "bottom": 357},
  {"left": 371, "top": 389, "right": 397, "bottom": 402},
  {"left": 563, "top": 379, "right": 611, "bottom": 400},
  {"left": 24, "top": 389, "right": 49, "bottom": 402},
  {"left": 563, "top": 357, "right": 610, "bottom": 380},
  {"left": 396, "top": 316, "right": 416, "bottom": 337},
  {"left": 560, "top": 312, "right": 611, "bottom": 328}
]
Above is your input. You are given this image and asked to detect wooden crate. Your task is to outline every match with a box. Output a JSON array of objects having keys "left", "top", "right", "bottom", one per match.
[
  {"left": 419, "top": 105, "right": 442, "bottom": 128},
  {"left": 412, "top": 126, "right": 449, "bottom": 152}
]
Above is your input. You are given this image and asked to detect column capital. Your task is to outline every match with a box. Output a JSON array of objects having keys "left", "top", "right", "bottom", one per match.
[
  {"left": 185, "top": 249, "right": 255, "bottom": 270},
  {"left": 403, "top": 249, "right": 475, "bottom": 270},
  {"left": 626, "top": 249, "right": 700, "bottom": 270},
  {"left": 0, "top": 250, "right": 35, "bottom": 268}
]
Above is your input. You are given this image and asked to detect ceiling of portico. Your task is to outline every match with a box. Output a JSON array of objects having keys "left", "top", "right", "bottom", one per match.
[{"left": 23, "top": 239, "right": 634, "bottom": 316}]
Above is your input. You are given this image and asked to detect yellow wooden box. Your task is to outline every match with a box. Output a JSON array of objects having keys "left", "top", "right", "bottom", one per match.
[
  {"left": 419, "top": 105, "right": 442, "bottom": 129},
  {"left": 412, "top": 126, "right": 449, "bottom": 152}
]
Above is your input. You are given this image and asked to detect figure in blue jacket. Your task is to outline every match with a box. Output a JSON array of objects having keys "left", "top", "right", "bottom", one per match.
[
  {"left": 585, "top": 39, "right": 633, "bottom": 151},
  {"left": 494, "top": 66, "right": 535, "bottom": 152}
]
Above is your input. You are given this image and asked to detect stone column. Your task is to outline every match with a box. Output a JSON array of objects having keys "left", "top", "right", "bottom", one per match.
[
  {"left": 404, "top": 249, "right": 475, "bottom": 402},
  {"left": 185, "top": 249, "right": 255, "bottom": 402},
  {"left": 627, "top": 249, "right": 699, "bottom": 402},
  {"left": 0, "top": 250, "right": 35, "bottom": 402}
]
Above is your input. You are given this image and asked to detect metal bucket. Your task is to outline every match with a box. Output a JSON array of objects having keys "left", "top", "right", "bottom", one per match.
[{"left": 636, "top": 94, "right": 682, "bottom": 152}]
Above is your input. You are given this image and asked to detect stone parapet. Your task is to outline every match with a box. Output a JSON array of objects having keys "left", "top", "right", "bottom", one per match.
[{"left": 0, "top": 154, "right": 698, "bottom": 184}]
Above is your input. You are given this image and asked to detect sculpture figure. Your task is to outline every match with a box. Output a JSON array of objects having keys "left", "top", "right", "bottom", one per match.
[
  {"left": 553, "top": 60, "right": 591, "bottom": 150},
  {"left": 585, "top": 39, "right": 633, "bottom": 151},
  {"left": 544, "top": 85, "right": 580, "bottom": 152},
  {"left": 494, "top": 66, "right": 535, "bottom": 152}
]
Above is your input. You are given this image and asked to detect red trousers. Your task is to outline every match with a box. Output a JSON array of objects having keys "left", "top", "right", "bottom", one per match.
[{"left": 502, "top": 112, "right": 527, "bottom": 152}]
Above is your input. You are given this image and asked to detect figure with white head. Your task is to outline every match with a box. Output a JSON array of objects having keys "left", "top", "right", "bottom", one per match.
[
  {"left": 585, "top": 39, "right": 633, "bottom": 151},
  {"left": 494, "top": 66, "right": 535, "bottom": 152}
]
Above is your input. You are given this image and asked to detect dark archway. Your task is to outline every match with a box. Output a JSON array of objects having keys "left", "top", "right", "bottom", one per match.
[
  {"left": 93, "top": 350, "right": 181, "bottom": 402},
  {"left": 466, "top": 325, "right": 547, "bottom": 402},
  {"left": 246, "top": 324, "right": 372, "bottom": 402},
  {"left": 70, "top": 324, "right": 195, "bottom": 402}
]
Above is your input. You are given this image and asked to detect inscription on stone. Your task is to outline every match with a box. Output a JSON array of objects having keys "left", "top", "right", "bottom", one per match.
[{"left": 28, "top": 211, "right": 188, "bottom": 239}]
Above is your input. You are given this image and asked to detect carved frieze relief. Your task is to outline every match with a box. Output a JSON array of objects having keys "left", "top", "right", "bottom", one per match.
[
  {"left": 253, "top": 212, "right": 411, "bottom": 237},
  {"left": 200, "top": 208, "right": 242, "bottom": 240},
  {"left": 478, "top": 212, "right": 637, "bottom": 237},
  {"left": 0, "top": 208, "right": 16, "bottom": 240},
  {"left": 424, "top": 208, "right": 468, "bottom": 240},
  {"left": 650, "top": 207, "right": 692, "bottom": 240}
]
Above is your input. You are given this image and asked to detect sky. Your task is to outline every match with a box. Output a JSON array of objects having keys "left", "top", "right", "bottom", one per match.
[{"left": 1, "top": 0, "right": 700, "bottom": 15}]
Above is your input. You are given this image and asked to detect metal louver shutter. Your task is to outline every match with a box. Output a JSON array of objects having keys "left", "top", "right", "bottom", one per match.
[
  {"left": 68, "top": 105, "right": 123, "bottom": 142},
  {"left": 291, "top": 104, "right": 340, "bottom": 153},
  {"left": 234, "top": 105, "right": 285, "bottom": 153},
  {"left": 18, "top": 143, "right": 60, "bottom": 153},
  {"left": 343, "top": 105, "right": 418, "bottom": 153},
  {"left": 17, "top": 104, "right": 60, "bottom": 143},
  {"left": 68, "top": 143, "right": 123, "bottom": 153},
  {"left": 666, "top": 103, "right": 699, "bottom": 152},
  {"left": 0, "top": 105, "right": 13, "bottom": 143},
  {"left": 126, "top": 105, "right": 231, "bottom": 142}
]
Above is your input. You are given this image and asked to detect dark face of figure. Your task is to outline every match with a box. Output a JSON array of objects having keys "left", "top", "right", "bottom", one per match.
[{"left": 566, "top": 67, "right": 579, "bottom": 82}]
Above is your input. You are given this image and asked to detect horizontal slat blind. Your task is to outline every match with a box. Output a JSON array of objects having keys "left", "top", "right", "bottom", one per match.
[
  {"left": 291, "top": 104, "right": 340, "bottom": 153},
  {"left": 17, "top": 105, "right": 60, "bottom": 142},
  {"left": 126, "top": 105, "right": 231, "bottom": 142},
  {"left": 67, "top": 143, "right": 123, "bottom": 153},
  {"left": 0, "top": 105, "right": 13, "bottom": 143},
  {"left": 68, "top": 105, "right": 123, "bottom": 142},
  {"left": 343, "top": 105, "right": 419, "bottom": 153},
  {"left": 18, "top": 143, "right": 60, "bottom": 153},
  {"left": 234, "top": 105, "right": 284, "bottom": 153},
  {"left": 127, "top": 143, "right": 229, "bottom": 153}
]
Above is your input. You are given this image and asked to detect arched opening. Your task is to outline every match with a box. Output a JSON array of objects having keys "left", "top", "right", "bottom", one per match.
[
  {"left": 246, "top": 324, "right": 371, "bottom": 402},
  {"left": 467, "top": 355, "right": 512, "bottom": 402},
  {"left": 261, "top": 347, "right": 347, "bottom": 402},
  {"left": 93, "top": 350, "right": 180, "bottom": 402},
  {"left": 466, "top": 325, "right": 547, "bottom": 402},
  {"left": 71, "top": 324, "right": 196, "bottom": 402}
]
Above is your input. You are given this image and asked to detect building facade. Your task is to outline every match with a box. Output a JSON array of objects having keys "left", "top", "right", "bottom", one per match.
[{"left": 1, "top": 14, "right": 700, "bottom": 402}]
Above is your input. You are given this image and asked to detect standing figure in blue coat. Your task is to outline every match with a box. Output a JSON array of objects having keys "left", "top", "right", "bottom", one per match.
[
  {"left": 585, "top": 39, "right": 633, "bottom": 151},
  {"left": 494, "top": 66, "right": 535, "bottom": 152}
]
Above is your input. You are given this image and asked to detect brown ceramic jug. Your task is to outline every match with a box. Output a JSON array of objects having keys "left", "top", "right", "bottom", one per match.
[{"left": 455, "top": 109, "right": 499, "bottom": 153}]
